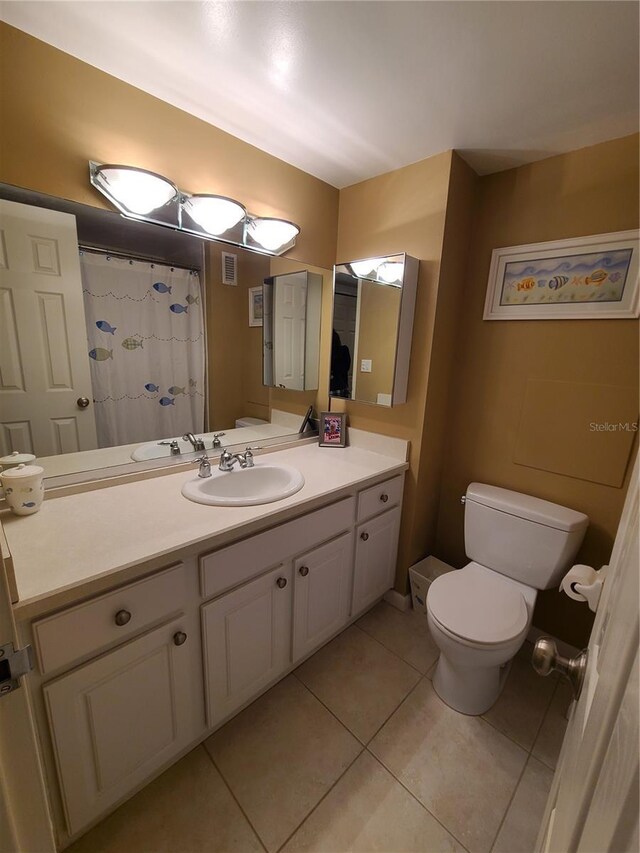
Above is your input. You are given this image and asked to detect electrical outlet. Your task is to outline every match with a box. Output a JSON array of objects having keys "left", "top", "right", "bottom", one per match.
[{"left": 361, "top": 359, "right": 372, "bottom": 373}]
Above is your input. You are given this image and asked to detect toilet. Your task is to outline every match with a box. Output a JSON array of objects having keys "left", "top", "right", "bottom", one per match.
[{"left": 427, "top": 483, "right": 588, "bottom": 715}]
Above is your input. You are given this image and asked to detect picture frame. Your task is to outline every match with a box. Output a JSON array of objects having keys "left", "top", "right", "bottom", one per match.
[
  {"left": 248, "top": 286, "right": 263, "bottom": 327},
  {"left": 319, "top": 411, "right": 347, "bottom": 448},
  {"left": 483, "top": 230, "right": 639, "bottom": 320}
]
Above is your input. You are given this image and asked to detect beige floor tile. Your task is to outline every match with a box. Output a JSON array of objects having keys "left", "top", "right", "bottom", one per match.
[
  {"left": 205, "top": 675, "right": 361, "bottom": 852},
  {"left": 357, "top": 601, "right": 440, "bottom": 674},
  {"left": 295, "top": 625, "right": 421, "bottom": 743},
  {"left": 492, "top": 756, "right": 554, "bottom": 853},
  {"left": 370, "top": 679, "right": 527, "bottom": 853},
  {"left": 282, "top": 751, "right": 465, "bottom": 853},
  {"left": 482, "top": 655, "right": 556, "bottom": 749},
  {"left": 67, "top": 746, "right": 263, "bottom": 853},
  {"left": 532, "top": 680, "right": 573, "bottom": 769}
]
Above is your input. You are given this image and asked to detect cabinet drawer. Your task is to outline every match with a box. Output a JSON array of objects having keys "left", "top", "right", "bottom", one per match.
[
  {"left": 33, "top": 563, "right": 188, "bottom": 675},
  {"left": 200, "top": 497, "right": 355, "bottom": 599},
  {"left": 357, "top": 475, "right": 404, "bottom": 522}
]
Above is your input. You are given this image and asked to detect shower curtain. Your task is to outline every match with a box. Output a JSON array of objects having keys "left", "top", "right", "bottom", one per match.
[{"left": 81, "top": 251, "right": 205, "bottom": 448}]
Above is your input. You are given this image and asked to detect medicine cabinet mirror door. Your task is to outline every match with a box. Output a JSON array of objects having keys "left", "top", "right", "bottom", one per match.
[
  {"left": 330, "top": 253, "right": 418, "bottom": 407},
  {"left": 262, "top": 270, "right": 322, "bottom": 391}
]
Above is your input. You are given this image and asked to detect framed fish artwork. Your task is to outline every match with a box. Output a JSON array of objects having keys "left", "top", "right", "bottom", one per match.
[{"left": 483, "top": 230, "right": 639, "bottom": 320}]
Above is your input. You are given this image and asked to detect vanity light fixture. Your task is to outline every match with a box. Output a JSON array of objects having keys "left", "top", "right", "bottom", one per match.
[
  {"left": 377, "top": 261, "right": 405, "bottom": 284},
  {"left": 90, "top": 163, "right": 178, "bottom": 216},
  {"left": 89, "top": 161, "right": 300, "bottom": 256},
  {"left": 350, "top": 258, "right": 381, "bottom": 278},
  {"left": 349, "top": 257, "right": 404, "bottom": 285},
  {"left": 182, "top": 194, "right": 246, "bottom": 236},
  {"left": 247, "top": 216, "right": 300, "bottom": 253}
]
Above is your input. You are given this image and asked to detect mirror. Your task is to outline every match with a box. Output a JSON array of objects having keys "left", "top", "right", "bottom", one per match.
[
  {"left": 263, "top": 270, "right": 322, "bottom": 391},
  {"left": 0, "top": 183, "right": 329, "bottom": 482},
  {"left": 331, "top": 254, "right": 418, "bottom": 406}
]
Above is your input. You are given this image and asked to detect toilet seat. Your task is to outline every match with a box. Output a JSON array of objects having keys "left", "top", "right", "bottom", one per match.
[{"left": 427, "top": 563, "right": 528, "bottom": 646}]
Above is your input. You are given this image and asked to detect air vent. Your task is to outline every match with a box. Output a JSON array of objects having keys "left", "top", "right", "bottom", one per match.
[{"left": 221, "top": 252, "right": 238, "bottom": 286}]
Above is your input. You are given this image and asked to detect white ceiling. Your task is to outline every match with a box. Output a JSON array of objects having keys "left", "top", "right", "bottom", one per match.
[{"left": 2, "top": 1, "right": 638, "bottom": 188}]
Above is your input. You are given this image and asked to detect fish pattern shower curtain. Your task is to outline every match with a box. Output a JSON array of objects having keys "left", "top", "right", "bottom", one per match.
[{"left": 80, "top": 251, "right": 205, "bottom": 448}]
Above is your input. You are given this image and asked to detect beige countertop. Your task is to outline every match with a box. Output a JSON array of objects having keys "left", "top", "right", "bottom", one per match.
[{"left": 2, "top": 433, "right": 408, "bottom": 620}]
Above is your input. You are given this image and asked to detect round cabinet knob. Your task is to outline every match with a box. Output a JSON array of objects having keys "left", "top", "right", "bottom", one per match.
[
  {"left": 299, "top": 566, "right": 309, "bottom": 577},
  {"left": 173, "top": 631, "right": 187, "bottom": 646},
  {"left": 114, "top": 609, "right": 131, "bottom": 626},
  {"left": 532, "top": 637, "right": 588, "bottom": 699},
  {"left": 276, "top": 577, "right": 288, "bottom": 589},
  {"left": 360, "top": 532, "right": 369, "bottom": 541},
  {"left": 76, "top": 397, "right": 90, "bottom": 409},
  {"left": 380, "top": 493, "right": 389, "bottom": 503}
]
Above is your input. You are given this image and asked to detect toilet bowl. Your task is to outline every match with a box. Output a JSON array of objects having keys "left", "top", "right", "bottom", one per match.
[
  {"left": 426, "top": 483, "right": 588, "bottom": 716},
  {"left": 427, "top": 563, "right": 534, "bottom": 714}
]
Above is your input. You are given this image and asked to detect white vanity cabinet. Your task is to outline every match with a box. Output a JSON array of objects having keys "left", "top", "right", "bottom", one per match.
[
  {"left": 33, "top": 560, "right": 205, "bottom": 837},
  {"left": 22, "top": 467, "right": 405, "bottom": 844},
  {"left": 202, "top": 563, "right": 293, "bottom": 726},
  {"left": 293, "top": 531, "right": 354, "bottom": 661},
  {"left": 351, "top": 475, "right": 404, "bottom": 615}
]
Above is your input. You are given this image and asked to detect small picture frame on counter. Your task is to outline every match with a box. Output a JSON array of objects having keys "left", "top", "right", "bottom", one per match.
[{"left": 319, "top": 412, "right": 347, "bottom": 448}]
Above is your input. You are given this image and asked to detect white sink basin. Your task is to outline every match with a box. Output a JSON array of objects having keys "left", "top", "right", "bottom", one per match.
[{"left": 181, "top": 461, "right": 305, "bottom": 507}]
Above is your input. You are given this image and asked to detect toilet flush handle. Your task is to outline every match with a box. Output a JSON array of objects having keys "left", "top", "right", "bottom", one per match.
[{"left": 460, "top": 496, "right": 466, "bottom": 505}]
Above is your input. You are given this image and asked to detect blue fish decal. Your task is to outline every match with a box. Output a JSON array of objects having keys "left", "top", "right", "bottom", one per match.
[
  {"left": 22, "top": 501, "right": 36, "bottom": 508},
  {"left": 145, "top": 383, "right": 159, "bottom": 393},
  {"left": 96, "top": 320, "right": 117, "bottom": 334},
  {"left": 159, "top": 397, "right": 175, "bottom": 406},
  {"left": 609, "top": 271, "right": 621, "bottom": 283},
  {"left": 169, "top": 303, "right": 189, "bottom": 314},
  {"left": 153, "top": 282, "right": 172, "bottom": 294}
]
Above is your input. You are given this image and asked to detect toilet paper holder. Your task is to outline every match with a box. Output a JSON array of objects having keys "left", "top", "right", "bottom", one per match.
[{"left": 560, "top": 564, "right": 608, "bottom": 613}]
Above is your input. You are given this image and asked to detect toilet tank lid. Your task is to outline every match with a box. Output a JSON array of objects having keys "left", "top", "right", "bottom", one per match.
[{"left": 466, "top": 483, "right": 589, "bottom": 532}]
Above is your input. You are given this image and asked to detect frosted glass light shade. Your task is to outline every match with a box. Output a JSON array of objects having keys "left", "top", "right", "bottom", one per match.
[
  {"left": 184, "top": 194, "right": 246, "bottom": 236},
  {"left": 93, "top": 165, "right": 177, "bottom": 215},
  {"left": 378, "top": 261, "right": 405, "bottom": 283},
  {"left": 249, "top": 217, "right": 300, "bottom": 252},
  {"left": 350, "top": 258, "right": 382, "bottom": 278}
]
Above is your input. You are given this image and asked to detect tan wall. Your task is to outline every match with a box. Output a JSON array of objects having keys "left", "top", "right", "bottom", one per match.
[
  {"left": 334, "top": 150, "right": 458, "bottom": 580},
  {"left": 435, "top": 135, "right": 640, "bottom": 647},
  {"left": 354, "top": 282, "right": 400, "bottom": 403},
  {"left": 0, "top": 22, "right": 338, "bottom": 432},
  {"left": 206, "top": 245, "right": 270, "bottom": 430},
  {"left": 0, "top": 23, "right": 338, "bottom": 270}
]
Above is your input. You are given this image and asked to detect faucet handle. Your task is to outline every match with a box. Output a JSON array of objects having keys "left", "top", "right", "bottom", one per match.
[
  {"left": 243, "top": 446, "right": 261, "bottom": 467},
  {"left": 193, "top": 455, "right": 212, "bottom": 478},
  {"left": 212, "top": 432, "right": 226, "bottom": 448}
]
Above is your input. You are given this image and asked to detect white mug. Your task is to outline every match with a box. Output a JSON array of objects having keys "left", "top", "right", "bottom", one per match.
[{"left": 1, "top": 463, "right": 45, "bottom": 516}]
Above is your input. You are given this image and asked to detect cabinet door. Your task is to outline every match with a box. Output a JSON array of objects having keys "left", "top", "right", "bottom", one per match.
[
  {"left": 352, "top": 507, "right": 402, "bottom": 615},
  {"left": 43, "top": 615, "right": 203, "bottom": 836},
  {"left": 202, "top": 564, "right": 292, "bottom": 727},
  {"left": 293, "top": 531, "right": 354, "bottom": 662}
]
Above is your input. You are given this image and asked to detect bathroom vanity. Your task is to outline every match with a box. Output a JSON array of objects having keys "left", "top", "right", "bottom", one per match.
[{"left": 1, "top": 434, "right": 408, "bottom": 847}]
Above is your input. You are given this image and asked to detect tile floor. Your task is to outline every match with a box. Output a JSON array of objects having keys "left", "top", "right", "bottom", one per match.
[{"left": 69, "top": 602, "right": 572, "bottom": 853}]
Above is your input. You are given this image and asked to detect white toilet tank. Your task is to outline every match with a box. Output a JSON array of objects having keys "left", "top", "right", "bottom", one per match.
[{"left": 464, "top": 483, "right": 588, "bottom": 590}]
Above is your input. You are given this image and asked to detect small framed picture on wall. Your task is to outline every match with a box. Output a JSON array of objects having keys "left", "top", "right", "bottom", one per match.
[
  {"left": 248, "top": 286, "right": 263, "bottom": 326},
  {"left": 319, "top": 411, "right": 347, "bottom": 448}
]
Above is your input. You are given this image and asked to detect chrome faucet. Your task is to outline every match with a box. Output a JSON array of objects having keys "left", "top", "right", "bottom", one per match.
[
  {"left": 183, "top": 432, "right": 205, "bottom": 452},
  {"left": 193, "top": 456, "right": 212, "bottom": 478},
  {"left": 218, "top": 446, "right": 261, "bottom": 472}
]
